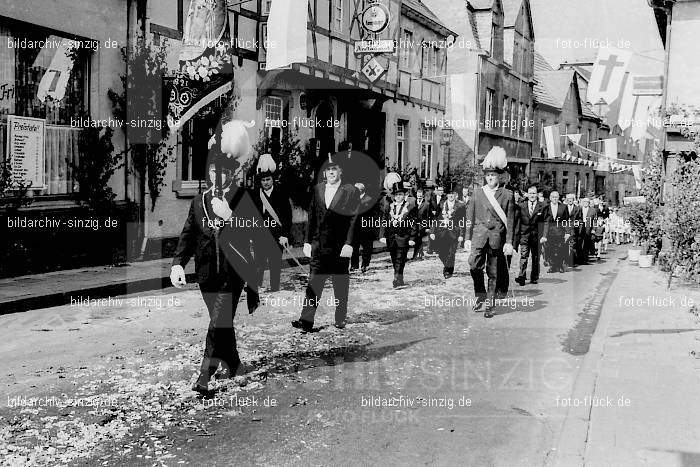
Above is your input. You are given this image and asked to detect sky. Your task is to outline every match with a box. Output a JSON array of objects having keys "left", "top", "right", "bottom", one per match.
[{"left": 529, "top": 0, "right": 664, "bottom": 75}]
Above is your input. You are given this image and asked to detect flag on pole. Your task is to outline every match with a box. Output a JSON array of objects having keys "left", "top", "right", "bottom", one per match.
[
  {"left": 617, "top": 73, "right": 635, "bottom": 130},
  {"left": 544, "top": 125, "right": 560, "bottom": 159},
  {"left": 37, "top": 39, "right": 78, "bottom": 104},
  {"left": 267, "top": 0, "right": 309, "bottom": 70},
  {"left": 588, "top": 47, "right": 633, "bottom": 106},
  {"left": 565, "top": 133, "right": 582, "bottom": 145}
]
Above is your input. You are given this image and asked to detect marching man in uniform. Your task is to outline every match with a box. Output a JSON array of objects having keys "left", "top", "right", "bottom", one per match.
[
  {"left": 464, "top": 147, "right": 516, "bottom": 318},
  {"left": 431, "top": 183, "right": 467, "bottom": 279},
  {"left": 292, "top": 153, "right": 360, "bottom": 332},
  {"left": 252, "top": 153, "right": 292, "bottom": 292},
  {"left": 379, "top": 179, "right": 419, "bottom": 288},
  {"left": 170, "top": 119, "right": 261, "bottom": 396}
]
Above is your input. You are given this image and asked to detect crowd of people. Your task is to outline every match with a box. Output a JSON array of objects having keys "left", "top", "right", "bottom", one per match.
[{"left": 168, "top": 135, "right": 632, "bottom": 395}]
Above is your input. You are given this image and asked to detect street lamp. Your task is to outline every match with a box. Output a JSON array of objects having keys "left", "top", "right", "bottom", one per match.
[{"left": 441, "top": 127, "right": 454, "bottom": 177}]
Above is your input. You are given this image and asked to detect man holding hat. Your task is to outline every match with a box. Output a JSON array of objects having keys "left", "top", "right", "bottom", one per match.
[
  {"left": 292, "top": 152, "right": 360, "bottom": 332},
  {"left": 252, "top": 153, "right": 292, "bottom": 292},
  {"left": 464, "top": 146, "right": 516, "bottom": 318},
  {"left": 379, "top": 180, "right": 419, "bottom": 287},
  {"left": 430, "top": 182, "right": 467, "bottom": 279}
]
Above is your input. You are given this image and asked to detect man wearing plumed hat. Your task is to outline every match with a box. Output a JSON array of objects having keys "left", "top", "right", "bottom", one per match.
[
  {"left": 464, "top": 146, "right": 516, "bottom": 318},
  {"left": 291, "top": 152, "right": 361, "bottom": 332},
  {"left": 430, "top": 182, "right": 467, "bottom": 279},
  {"left": 252, "top": 153, "right": 293, "bottom": 292}
]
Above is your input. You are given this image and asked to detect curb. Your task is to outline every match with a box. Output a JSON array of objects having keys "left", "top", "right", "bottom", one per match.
[
  {"left": 0, "top": 245, "right": 388, "bottom": 315},
  {"left": 546, "top": 257, "right": 626, "bottom": 467}
]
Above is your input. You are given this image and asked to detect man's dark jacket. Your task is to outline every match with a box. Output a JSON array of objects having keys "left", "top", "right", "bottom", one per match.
[{"left": 306, "top": 182, "right": 361, "bottom": 255}]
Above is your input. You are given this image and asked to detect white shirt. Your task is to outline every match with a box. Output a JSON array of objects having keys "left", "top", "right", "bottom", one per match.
[
  {"left": 263, "top": 186, "right": 273, "bottom": 198},
  {"left": 325, "top": 181, "right": 340, "bottom": 208},
  {"left": 582, "top": 207, "right": 589, "bottom": 218},
  {"left": 529, "top": 201, "right": 536, "bottom": 215},
  {"left": 550, "top": 203, "right": 559, "bottom": 217},
  {"left": 568, "top": 204, "right": 574, "bottom": 215}
]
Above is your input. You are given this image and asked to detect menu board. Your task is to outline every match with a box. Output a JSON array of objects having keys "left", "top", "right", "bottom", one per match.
[{"left": 7, "top": 115, "right": 45, "bottom": 189}]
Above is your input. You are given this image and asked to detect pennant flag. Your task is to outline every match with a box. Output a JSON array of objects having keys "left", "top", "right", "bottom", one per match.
[
  {"left": 544, "top": 125, "right": 561, "bottom": 160},
  {"left": 267, "top": 0, "right": 309, "bottom": 70},
  {"left": 588, "top": 47, "right": 633, "bottom": 106},
  {"left": 632, "top": 75, "right": 664, "bottom": 96},
  {"left": 565, "top": 133, "right": 582, "bottom": 145},
  {"left": 37, "top": 39, "right": 77, "bottom": 104},
  {"left": 168, "top": 0, "right": 232, "bottom": 130}
]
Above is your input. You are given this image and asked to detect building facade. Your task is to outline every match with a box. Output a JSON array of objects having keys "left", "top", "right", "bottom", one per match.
[{"left": 423, "top": 0, "right": 535, "bottom": 186}]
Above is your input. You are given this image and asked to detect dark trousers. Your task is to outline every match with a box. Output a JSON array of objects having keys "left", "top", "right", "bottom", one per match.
[
  {"left": 255, "top": 239, "right": 282, "bottom": 290},
  {"left": 351, "top": 235, "right": 374, "bottom": 269},
  {"left": 517, "top": 236, "right": 540, "bottom": 282},
  {"left": 469, "top": 244, "right": 501, "bottom": 303},
  {"left": 547, "top": 236, "right": 567, "bottom": 270},
  {"left": 389, "top": 243, "right": 409, "bottom": 274},
  {"left": 412, "top": 235, "right": 425, "bottom": 259},
  {"left": 198, "top": 275, "right": 245, "bottom": 379},
  {"left": 436, "top": 235, "right": 459, "bottom": 275},
  {"left": 300, "top": 253, "right": 350, "bottom": 325},
  {"left": 576, "top": 232, "right": 592, "bottom": 263},
  {"left": 497, "top": 253, "right": 510, "bottom": 294}
]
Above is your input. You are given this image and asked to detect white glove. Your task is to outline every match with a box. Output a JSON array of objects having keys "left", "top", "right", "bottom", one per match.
[
  {"left": 540, "top": 237, "right": 547, "bottom": 244},
  {"left": 278, "top": 236, "right": 289, "bottom": 248},
  {"left": 211, "top": 197, "right": 232, "bottom": 220},
  {"left": 464, "top": 240, "right": 471, "bottom": 252},
  {"left": 408, "top": 240, "right": 416, "bottom": 246},
  {"left": 503, "top": 243, "right": 514, "bottom": 256},
  {"left": 457, "top": 236, "right": 464, "bottom": 243},
  {"left": 430, "top": 234, "right": 436, "bottom": 241},
  {"left": 564, "top": 234, "right": 571, "bottom": 242},
  {"left": 379, "top": 237, "right": 387, "bottom": 244},
  {"left": 340, "top": 244, "right": 353, "bottom": 258},
  {"left": 170, "top": 265, "right": 186, "bottom": 288},
  {"left": 303, "top": 243, "right": 312, "bottom": 258}
]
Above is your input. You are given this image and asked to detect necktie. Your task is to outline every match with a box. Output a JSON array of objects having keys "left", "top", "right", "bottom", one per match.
[{"left": 529, "top": 202, "right": 534, "bottom": 216}]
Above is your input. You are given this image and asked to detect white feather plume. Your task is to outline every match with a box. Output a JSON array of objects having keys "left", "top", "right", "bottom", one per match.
[
  {"left": 221, "top": 119, "right": 255, "bottom": 160},
  {"left": 383, "top": 172, "right": 402, "bottom": 191},
  {"left": 257, "top": 153, "right": 277, "bottom": 173},
  {"left": 482, "top": 146, "right": 508, "bottom": 170}
]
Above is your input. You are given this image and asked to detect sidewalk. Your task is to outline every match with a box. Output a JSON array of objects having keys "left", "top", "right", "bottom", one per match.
[
  {"left": 0, "top": 242, "right": 387, "bottom": 315},
  {"left": 552, "top": 261, "right": 700, "bottom": 466}
]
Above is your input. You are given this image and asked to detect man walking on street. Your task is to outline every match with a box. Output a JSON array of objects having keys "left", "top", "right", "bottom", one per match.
[
  {"left": 431, "top": 183, "right": 466, "bottom": 279},
  {"left": 577, "top": 197, "right": 597, "bottom": 265},
  {"left": 464, "top": 147, "right": 516, "bottom": 318},
  {"left": 564, "top": 193, "right": 581, "bottom": 266},
  {"left": 379, "top": 181, "right": 418, "bottom": 287},
  {"left": 252, "top": 154, "right": 292, "bottom": 292},
  {"left": 292, "top": 153, "right": 360, "bottom": 332},
  {"left": 541, "top": 191, "right": 571, "bottom": 273},
  {"left": 515, "top": 185, "right": 544, "bottom": 285},
  {"left": 351, "top": 182, "right": 377, "bottom": 273},
  {"left": 413, "top": 187, "right": 432, "bottom": 260}
]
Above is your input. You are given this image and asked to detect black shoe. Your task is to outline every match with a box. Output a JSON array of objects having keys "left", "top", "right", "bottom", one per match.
[
  {"left": 548, "top": 267, "right": 556, "bottom": 273},
  {"left": 291, "top": 319, "right": 314, "bottom": 333},
  {"left": 248, "top": 297, "right": 260, "bottom": 315},
  {"left": 472, "top": 299, "right": 485, "bottom": 312},
  {"left": 559, "top": 267, "right": 566, "bottom": 273},
  {"left": 530, "top": 279, "right": 538, "bottom": 285},
  {"left": 361, "top": 266, "right": 367, "bottom": 274},
  {"left": 269, "top": 286, "right": 280, "bottom": 292},
  {"left": 484, "top": 307, "right": 494, "bottom": 318},
  {"left": 334, "top": 321, "right": 346, "bottom": 329},
  {"left": 192, "top": 375, "right": 212, "bottom": 397},
  {"left": 392, "top": 280, "right": 399, "bottom": 288},
  {"left": 515, "top": 277, "right": 526, "bottom": 286}
]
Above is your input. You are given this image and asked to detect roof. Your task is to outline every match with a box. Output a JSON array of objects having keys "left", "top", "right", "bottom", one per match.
[
  {"left": 502, "top": 0, "right": 522, "bottom": 26},
  {"left": 402, "top": 0, "right": 457, "bottom": 37},
  {"left": 535, "top": 70, "right": 575, "bottom": 109},
  {"left": 534, "top": 50, "right": 555, "bottom": 72}
]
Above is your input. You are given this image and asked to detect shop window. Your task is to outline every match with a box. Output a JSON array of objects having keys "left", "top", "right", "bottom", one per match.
[{"left": 0, "top": 21, "right": 90, "bottom": 196}]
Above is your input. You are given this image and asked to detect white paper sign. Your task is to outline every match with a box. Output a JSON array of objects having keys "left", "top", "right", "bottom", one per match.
[{"left": 7, "top": 115, "right": 46, "bottom": 189}]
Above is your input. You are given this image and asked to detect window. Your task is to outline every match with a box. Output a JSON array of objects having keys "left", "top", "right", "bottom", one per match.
[
  {"left": 264, "top": 96, "right": 283, "bottom": 127},
  {"left": 181, "top": 95, "right": 228, "bottom": 182},
  {"left": 587, "top": 128, "right": 592, "bottom": 148},
  {"left": 490, "top": 22, "right": 497, "bottom": 55},
  {"left": 401, "top": 30, "right": 413, "bottom": 68},
  {"left": 396, "top": 120, "right": 407, "bottom": 168},
  {"left": 0, "top": 21, "right": 90, "bottom": 196},
  {"left": 431, "top": 45, "right": 438, "bottom": 77},
  {"left": 332, "top": 0, "right": 343, "bottom": 32},
  {"left": 525, "top": 105, "right": 532, "bottom": 138},
  {"left": 510, "top": 99, "right": 517, "bottom": 134},
  {"left": 262, "top": 0, "right": 272, "bottom": 14},
  {"left": 421, "top": 42, "right": 428, "bottom": 75},
  {"left": 562, "top": 171, "right": 569, "bottom": 192},
  {"left": 485, "top": 89, "right": 495, "bottom": 129},
  {"left": 502, "top": 97, "right": 509, "bottom": 133},
  {"left": 420, "top": 124, "right": 434, "bottom": 179},
  {"left": 539, "top": 120, "right": 547, "bottom": 156}
]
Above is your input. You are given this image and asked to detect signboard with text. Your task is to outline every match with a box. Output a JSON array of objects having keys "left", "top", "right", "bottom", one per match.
[
  {"left": 7, "top": 115, "right": 46, "bottom": 189},
  {"left": 354, "top": 39, "right": 395, "bottom": 55}
]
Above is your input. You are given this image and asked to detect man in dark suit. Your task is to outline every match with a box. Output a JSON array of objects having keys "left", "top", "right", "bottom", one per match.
[
  {"left": 576, "top": 197, "right": 597, "bottom": 264},
  {"left": 540, "top": 191, "right": 572, "bottom": 273},
  {"left": 564, "top": 193, "right": 582, "bottom": 266},
  {"left": 412, "top": 187, "right": 432, "bottom": 260},
  {"left": 379, "top": 182, "right": 418, "bottom": 287},
  {"left": 351, "top": 182, "right": 377, "bottom": 273},
  {"left": 515, "top": 185, "right": 544, "bottom": 285},
  {"left": 292, "top": 153, "right": 360, "bottom": 332},
  {"left": 465, "top": 147, "right": 516, "bottom": 318},
  {"left": 252, "top": 154, "right": 292, "bottom": 292},
  {"left": 170, "top": 153, "right": 261, "bottom": 396},
  {"left": 431, "top": 183, "right": 467, "bottom": 279}
]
